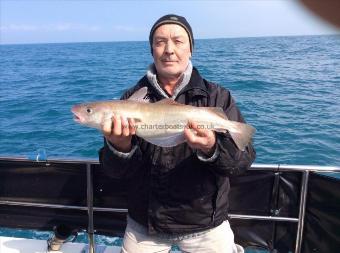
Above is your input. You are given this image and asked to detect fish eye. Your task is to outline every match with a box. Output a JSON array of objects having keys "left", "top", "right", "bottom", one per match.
[{"left": 86, "top": 108, "right": 92, "bottom": 114}]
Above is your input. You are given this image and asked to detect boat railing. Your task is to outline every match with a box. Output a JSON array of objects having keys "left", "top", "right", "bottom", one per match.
[{"left": 0, "top": 157, "right": 339, "bottom": 253}]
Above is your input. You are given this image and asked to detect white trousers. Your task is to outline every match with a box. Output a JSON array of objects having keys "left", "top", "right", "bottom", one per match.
[{"left": 121, "top": 218, "right": 244, "bottom": 253}]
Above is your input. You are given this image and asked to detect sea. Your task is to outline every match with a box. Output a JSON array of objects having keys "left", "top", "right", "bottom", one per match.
[{"left": 0, "top": 35, "right": 339, "bottom": 251}]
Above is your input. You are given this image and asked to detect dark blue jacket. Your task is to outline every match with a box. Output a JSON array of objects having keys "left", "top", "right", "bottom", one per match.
[{"left": 99, "top": 67, "right": 256, "bottom": 235}]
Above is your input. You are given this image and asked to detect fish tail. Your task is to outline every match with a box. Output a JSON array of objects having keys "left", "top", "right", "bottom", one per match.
[{"left": 227, "top": 121, "right": 256, "bottom": 151}]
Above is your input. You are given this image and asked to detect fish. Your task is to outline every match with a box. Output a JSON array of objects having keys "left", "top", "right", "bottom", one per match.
[{"left": 71, "top": 88, "right": 255, "bottom": 151}]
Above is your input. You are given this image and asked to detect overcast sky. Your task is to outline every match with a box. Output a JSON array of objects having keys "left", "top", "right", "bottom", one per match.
[{"left": 0, "top": 0, "right": 338, "bottom": 44}]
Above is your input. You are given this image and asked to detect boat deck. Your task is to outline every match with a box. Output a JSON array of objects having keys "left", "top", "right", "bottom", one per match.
[{"left": 0, "top": 236, "right": 121, "bottom": 253}]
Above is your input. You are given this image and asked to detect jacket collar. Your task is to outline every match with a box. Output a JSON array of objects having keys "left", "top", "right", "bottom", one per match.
[
  {"left": 143, "top": 66, "right": 209, "bottom": 100},
  {"left": 146, "top": 61, "right": 193, "bottom": 99},
  {"left": 176, "top": 67, "right": 209, "bottom": 98}
]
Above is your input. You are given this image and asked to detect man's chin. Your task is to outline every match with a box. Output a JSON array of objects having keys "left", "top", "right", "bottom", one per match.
[{"left": 159, "top": 70, "right": 182, "bottom": 79}]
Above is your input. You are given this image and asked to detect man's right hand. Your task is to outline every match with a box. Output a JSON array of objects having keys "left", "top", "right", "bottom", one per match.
[{"left": 102, "top": 115, "right": 136, "bottom": 153}]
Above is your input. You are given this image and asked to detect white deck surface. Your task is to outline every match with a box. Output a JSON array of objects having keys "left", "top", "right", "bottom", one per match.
[{"left": 0, "top": 236, "right": 121, "bottom": 253}]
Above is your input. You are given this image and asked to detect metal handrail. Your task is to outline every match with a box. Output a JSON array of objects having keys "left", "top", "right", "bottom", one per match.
[
  {"left": 251, "top": 163, "right": 340, "bottom": 172},
  {"left": 1, "top": 156, "right": 340, "bottom": 171},
  {"left": 0, "top": 157, "right": 339, "bottom": 253}
]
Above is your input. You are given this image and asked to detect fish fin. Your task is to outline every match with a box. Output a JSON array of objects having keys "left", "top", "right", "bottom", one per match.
[
  {"left": 205, "top": 107, "right": 228, "bottom": 120},
  {"left": 142, "top": 132, "right": 186, "bottom": 147},
  {"left": 128, "top": 87, "right": 149, "bottom": 103},
  {"left": 214, "top": 128, "right": 228, "bottom": 133},
  {"left": 227, "top": 121, "right": 256, "bottom": 151},
  {"left": 154, "top": 99, "right": 183, "bottom": 105}
]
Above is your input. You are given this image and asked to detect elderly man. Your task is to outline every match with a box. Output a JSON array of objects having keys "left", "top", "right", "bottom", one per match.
[{"left": 100, "top": 14, "right": 255, "bottom": 253}]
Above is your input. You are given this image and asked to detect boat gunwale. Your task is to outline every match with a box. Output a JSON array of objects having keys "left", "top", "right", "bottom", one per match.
[{"left": 1, "top": 156, "right": 339, "bottom": 172}]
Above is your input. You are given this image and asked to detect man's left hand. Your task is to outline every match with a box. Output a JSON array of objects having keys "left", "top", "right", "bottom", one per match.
[{"left": 184, "top": 120, "right": 216, "bottom": 156}]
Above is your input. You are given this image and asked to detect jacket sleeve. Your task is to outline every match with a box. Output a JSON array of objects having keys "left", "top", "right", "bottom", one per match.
[
  {"left": 99, "top": 135, "right": 144, "bottom": 179},
  {"left": 203, "top": 86, "right": 256, "bottom": 177},
  {"left": 98, "top": 86, "right": 145, "bottom": 179}
]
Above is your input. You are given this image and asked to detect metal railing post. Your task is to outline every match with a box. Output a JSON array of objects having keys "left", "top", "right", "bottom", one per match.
[
  {"left": 86, "top": 162, "right": 95, "bottom": 253},
  {"left": 295, "top": 171, "right": 310, "bottom": 253}
]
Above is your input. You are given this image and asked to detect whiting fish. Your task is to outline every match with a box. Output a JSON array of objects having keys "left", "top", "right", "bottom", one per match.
[{"left": 71, "top": 88, "right": 255, "bottom": 151}]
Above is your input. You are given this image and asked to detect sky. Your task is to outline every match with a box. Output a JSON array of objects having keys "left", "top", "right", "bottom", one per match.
[{"left": 0, "top": 0, "right": 338, "bottom": 45}]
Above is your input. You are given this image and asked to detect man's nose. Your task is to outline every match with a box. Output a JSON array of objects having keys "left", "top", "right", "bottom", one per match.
[{"left": 164, "top": 41, "right": 175, "bottom": 54}]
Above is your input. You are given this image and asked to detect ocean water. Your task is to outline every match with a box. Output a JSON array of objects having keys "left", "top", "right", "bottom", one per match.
[
  {"left": 1, "top": 35, "right": 339, "bottom": 166},
  {"left": 0, "top": 35, "right": 339, "bottom": 249}
]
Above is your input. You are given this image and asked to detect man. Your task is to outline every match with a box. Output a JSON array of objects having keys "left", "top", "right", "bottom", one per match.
[{"left": 100, "top": 14, "right": 255, "bottom": 253}]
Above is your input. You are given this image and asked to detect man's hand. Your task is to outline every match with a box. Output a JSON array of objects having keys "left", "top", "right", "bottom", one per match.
[
  {"left": 184, "top": 120, "right": 216, "bottom": 156},
  {"left": 101, "top": 115, "right": 136, "bottom": 153}
]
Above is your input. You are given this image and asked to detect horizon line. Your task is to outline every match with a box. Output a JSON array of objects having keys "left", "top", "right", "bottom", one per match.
[{"left": 1, "top": 33, "right": 339, "bottom": 46}]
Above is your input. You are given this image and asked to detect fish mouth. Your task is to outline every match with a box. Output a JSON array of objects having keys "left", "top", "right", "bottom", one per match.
[
  {"left": 71, "top": 106, "right": 83, "bottom": 123},
  {"left": 73, "top": 114, "right": 82, "bottom": 123}
]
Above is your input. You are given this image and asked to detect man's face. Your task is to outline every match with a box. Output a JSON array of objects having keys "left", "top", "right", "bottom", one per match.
[{"left": 152, "top": 24, "right": 191, "bottom": 79}]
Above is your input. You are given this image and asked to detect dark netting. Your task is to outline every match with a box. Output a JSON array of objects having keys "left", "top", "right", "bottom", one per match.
[
  {"left": 302, "top": 173, "right": 340, "bottom": 253},
  {"left": 229, "top": 170, "right": 300, "bottom": 252}
]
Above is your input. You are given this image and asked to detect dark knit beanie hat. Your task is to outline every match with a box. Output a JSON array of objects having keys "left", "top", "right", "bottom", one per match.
[{"left": 149, "top": 14, "right": 194, "bottom": 54}]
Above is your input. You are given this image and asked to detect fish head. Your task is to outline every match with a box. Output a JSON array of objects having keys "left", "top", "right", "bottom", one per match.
[{"left": 71, "top": 102, "right": 112, "bottom": 129}]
